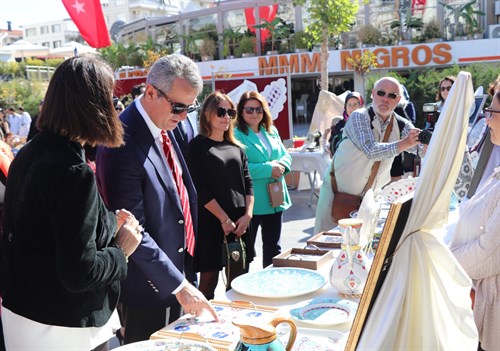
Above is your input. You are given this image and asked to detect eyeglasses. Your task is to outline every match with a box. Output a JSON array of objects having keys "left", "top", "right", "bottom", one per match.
[
  {"left": 216, "top": 107, "right": 237, "bottom": 119},
  {"left": 375, "top": 90, "right": 399, "bottom": 100},
  {"left": 484, "top": 108, "right": 500, "bottom": 119},
  {"left": 440, "top": 86, "right": 452, "bottom": 92},
  {"left": 244, "top": 106, "right": 264, "bottom": 114},
  {"left": 152, "top": 85, "right": 199, "bottom": 114},
  {"left": 115, "top": 107, "right": 123, "bottom": 111}
]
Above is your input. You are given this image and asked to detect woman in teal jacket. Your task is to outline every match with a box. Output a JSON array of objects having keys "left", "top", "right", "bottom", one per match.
[{"left": 234, "top": 91, "right": 292, "bottom": 267}]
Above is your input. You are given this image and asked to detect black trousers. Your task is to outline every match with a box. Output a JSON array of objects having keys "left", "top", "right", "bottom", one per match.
[
  {"left": 122, "top": 303, "right": 181, "bottom": 344},
  {"left": 250, "top": 211, "right": 283, "bottom": 268}
]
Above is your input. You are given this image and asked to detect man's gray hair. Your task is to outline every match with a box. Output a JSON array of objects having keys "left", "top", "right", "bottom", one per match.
[
  {"left": 373, "top": 76, "right": 403, "bottom": 96},
  {"left": 146, "top": 54, "right": 203, "bottom": 95}
]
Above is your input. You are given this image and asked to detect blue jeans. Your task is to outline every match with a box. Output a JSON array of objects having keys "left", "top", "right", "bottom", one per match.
[{"left": 250, "top": 211, "right": 283, "bottom": 268}]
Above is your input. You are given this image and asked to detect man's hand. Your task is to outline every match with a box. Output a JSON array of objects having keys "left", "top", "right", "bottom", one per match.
[
  {"left": 175, "top": 284, "right": 219, "bottom": 321},
  {"left": 398, "top": 128, "right": 421, "bottom": 152}
]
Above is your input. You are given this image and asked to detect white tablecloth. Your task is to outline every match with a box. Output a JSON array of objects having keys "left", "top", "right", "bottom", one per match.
[{"left": 288, "top": 149, "right": 331, "bottom": 205}]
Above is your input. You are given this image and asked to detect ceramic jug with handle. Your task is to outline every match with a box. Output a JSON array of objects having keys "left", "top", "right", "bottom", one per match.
[{"left": 233, "top": 315, "right": 297, "bottom": 351}]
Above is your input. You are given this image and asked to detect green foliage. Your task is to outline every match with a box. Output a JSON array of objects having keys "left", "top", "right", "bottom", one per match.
[
  {"left": 357, "top": 25, "right": 382, "bottom": 46},
  {"left": 221, "top": 28, "right": 243, "bottom": 57},
  {"left": 290, "top": 30, "right": 314, "bottom": 50},
  {"left": 440, "top": 0, "right": 485, "bottom": 37},
  {"left": 253, "top": 17, "right": 291, "bottom": 52},
  {"left": 295, "top": 0, "right": 359, "bottom": 42},
  {"left": 422, "top": 18, "right": 442, "bottom": 41},
  {"left": 0, "top": 61, "right": 22, "bottom": 78},
  {"left": 0, "top": 78, "right": 45, "bottom": 116},
  {"left": 234, "top": 36, "right": 256, "bottom": 57}
]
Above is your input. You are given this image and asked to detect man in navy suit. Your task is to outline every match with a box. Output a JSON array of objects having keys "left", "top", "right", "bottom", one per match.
[{"left": 96, "top": 54, "right": 217, "bottom": 344}]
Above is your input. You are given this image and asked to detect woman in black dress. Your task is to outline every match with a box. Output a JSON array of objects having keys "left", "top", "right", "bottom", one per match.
[{"left": 187, "top": 91, "right": 254, "bottom": 300}]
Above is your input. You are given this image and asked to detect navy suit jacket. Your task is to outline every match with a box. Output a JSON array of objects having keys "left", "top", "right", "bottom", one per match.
[{"left": 96, "top": 101, "right": 198, "bottom": 308}]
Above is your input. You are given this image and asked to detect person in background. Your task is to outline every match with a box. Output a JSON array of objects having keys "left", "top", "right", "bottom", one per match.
[
  {"left": 450, "top": 91, "right": 500, "bottom": 351},
  {"left": 314, "top": 77, "right": 424, "bottom": 234},
  {"left": 234, "top": 91, "right": 291, "bottom": 268},
  {"left": 17, "top": 107, "right": 31, "bottom": 138},
  {"left": 322, "top": 91, "right": 364, "bottom": 158},
  {"left": 187, "top": 91, "right": 254, "bottom": 299},
  {"left": 96, "top": 54, "right": 217, "bottom": 344},
  {"left": 391, "top": 85, "right": 417, "bottom": 180},
  {"left": 426, "top": 76, "right": 456, "bottom": 130},
  {"left": 5, "top": 108, "right": 21, "bottom": 136},
  {"left": 0, "top": 55, "right": 142, "bottom": 351},
  {"left": 27, "top": 99, "right": 44, "bottom": 142}
]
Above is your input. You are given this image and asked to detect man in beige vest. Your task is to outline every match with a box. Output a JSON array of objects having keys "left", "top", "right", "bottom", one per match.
[{"left": 315, "top": 77, "right": 425, "bottom": 233}]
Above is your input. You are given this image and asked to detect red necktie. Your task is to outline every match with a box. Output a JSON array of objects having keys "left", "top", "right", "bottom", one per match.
[{"left": 161, "top": 131, "right": 195, "bottom": 256}]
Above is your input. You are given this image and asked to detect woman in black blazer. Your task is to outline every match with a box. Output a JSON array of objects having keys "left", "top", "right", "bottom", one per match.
[{"left": 0, "top": 55, "right": 142, "bottom": 351}]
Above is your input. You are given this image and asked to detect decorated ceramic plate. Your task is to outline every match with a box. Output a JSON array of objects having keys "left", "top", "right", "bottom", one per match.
[
  {"left": 114, "top": 339, "right": 217, "bottom": 351},
  {"left": 277, "top": 327, "right": 347, "bottom": 351},
  {"left": 290, "top": 298, "right": 358, "bottom": 327},
  {"left": 230, "top": 268, "right": 327, "bottom": 298},
  {"left": 467, "top": 117, "right": 487, "bottom": 152},
  {"left": 380, "top": 178, "right": 417, "bottom": 203}
]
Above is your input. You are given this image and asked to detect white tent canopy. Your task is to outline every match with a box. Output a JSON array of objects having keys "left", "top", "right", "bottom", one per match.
[
  {"left": 0, "top": 39, "right": 50, "bottom": 59},
  {"left": 357, "top": 71, "right": 478, "bottom": 350},
  {"left": 48, "top": 41, "right": 96, "bottom": 58}
]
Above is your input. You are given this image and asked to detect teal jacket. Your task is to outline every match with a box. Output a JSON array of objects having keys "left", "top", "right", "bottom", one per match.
[{"left": 235, "top": 125, "right": 292, "bottom": 215}]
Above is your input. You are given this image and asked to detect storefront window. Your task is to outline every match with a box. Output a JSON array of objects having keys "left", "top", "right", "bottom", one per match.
[{"left": 153, "top": 22, "right": 181, "bottom": 54}]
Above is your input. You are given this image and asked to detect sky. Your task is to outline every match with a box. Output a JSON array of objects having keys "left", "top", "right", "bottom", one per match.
[{"left": 1, "top": 0, "right": 69, "bottom": 30}]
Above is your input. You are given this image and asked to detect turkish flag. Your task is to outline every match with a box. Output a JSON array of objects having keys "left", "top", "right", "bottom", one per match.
[
  {"left": 62, "top": 0, "right": 111, "bottom": 48},
  {"left": 244, "top": 5, "right": 278, "bottom": 43}
]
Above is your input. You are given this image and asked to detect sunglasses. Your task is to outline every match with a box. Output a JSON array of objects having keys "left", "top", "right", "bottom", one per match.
[
  {"left": 375, "top": 90, "right": 399, "bottom": 100},
  {"left": 115, "top": 107, "right": 123, "bottom": 111},
  {"left": 216, "top": 107, "right": 237, "bottom": 119},
  {"left": 484, "top": 108, "right": 500, "bottom": 119},
  {"left": 244, "top": 106, "right": 264, "bottom": 114},
  {"left": 440, "top": 86, "right": 452, "bottom": 92},
  {"left": 153, "top": 85, "right": 199, "bottom": 114}
]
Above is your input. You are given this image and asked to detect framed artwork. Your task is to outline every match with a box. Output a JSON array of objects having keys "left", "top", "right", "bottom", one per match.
[{"left": 345, "top": 192, "right": 414, "bottom": 351}]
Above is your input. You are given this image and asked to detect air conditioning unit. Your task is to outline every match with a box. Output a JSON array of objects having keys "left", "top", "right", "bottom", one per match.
[
  {"left": 496, "top": 1, "right": 500, "bottom": 15},
  {"left": 489, "top": 24, "right": 500, "bottom": 39}
]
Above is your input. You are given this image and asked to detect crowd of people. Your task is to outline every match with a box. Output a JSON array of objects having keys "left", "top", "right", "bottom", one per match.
[{"left": 0, "top": 52, "right": 497, "bottom": 350}]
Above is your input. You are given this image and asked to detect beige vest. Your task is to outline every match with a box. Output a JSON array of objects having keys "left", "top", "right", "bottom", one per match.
[{"left": 333, "top": 109, "right": 401, "bottom": 196}]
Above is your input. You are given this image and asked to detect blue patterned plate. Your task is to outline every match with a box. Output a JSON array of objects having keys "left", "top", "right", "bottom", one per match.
[
  {"left": 114, "top": 339, "right": 217, "bottom": 351},
  {"left": 230, "top": 267, "right": 327, "bottom": 298},
  {"left": 290, "top": 298, "right": 358, "bottom": 327}
]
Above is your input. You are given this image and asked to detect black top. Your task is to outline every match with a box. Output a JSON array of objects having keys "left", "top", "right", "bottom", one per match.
[
  {"left": 187, "top": 135, "right": 254, "bottom": 272},
  {"left": 0, "top": 131, "right": 127, "bottom": 327}
]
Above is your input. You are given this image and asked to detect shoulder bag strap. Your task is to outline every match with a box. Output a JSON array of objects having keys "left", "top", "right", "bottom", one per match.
[{"left": 331, "top": 112, "right": 394, "bottom": 196}]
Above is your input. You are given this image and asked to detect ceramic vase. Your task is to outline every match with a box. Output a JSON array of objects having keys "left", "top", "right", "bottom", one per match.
[{"left": 329, "top": 218, "right": 372, "bottom": 296}]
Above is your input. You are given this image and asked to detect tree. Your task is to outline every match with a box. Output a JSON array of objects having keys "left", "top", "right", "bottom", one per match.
[
  {"left": 294, "top": 0, "right": 359, "bottom": 91},
  {"left": 345, "top": 50, "right": 378, "bottom": 98}
]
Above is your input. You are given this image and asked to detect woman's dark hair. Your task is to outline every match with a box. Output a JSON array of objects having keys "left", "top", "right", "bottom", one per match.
[
  {"left": 236, "top": 91, "right": 273, "bottom": 134},
  {"left": 37, "top": 55, "right": 124, "bottom": 147},
  {"left": 198, "top": 91, "right": 242, "bottom": 147},
  {"left": 435, "top": 75, "right": 456, "bottom": 102}
]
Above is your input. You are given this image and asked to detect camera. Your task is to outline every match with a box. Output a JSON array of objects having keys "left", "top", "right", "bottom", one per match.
[
  {"left": 418, "top": 129, "right": 432, "bottom": 145},
  {"left": 423, "top": 103, "right": 440, "bottom": 131}
]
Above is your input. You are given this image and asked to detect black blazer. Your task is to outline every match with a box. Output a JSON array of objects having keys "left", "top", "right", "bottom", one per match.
[{"left": 0, "top": 131, "right": 127, "bottom": 327}]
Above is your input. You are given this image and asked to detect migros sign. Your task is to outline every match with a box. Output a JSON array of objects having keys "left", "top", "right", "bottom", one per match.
[{"left": 257, "top": 43, "right": 453, "bottom": 76}]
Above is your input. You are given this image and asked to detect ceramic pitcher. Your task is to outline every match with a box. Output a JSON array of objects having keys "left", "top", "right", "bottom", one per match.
[
  {"left": 233, "top": 315, "right": 297, "bottom": 351},
  {"left": 329, "top": 218, "right": 372, "bottom": 296}
]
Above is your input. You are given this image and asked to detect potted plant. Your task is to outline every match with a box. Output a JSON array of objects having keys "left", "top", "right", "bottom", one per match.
[
  {"left": 390, "top": 10, "right": 424, "bottom": 43},
  {"left": 253, "top": 17, "right": 291, "bottom": 54},
  {"left": 422, "top": 18, "right": 442, "bottom": 42},
  {"left": 440, "top": 0, "right": 485, "bottom": 40},
  {"left": 357, "top": 24, "right": 381, "bottom": 47},
  {"left": 221, "top": 28, "right": 242, "bottom": 59},
  {"left": 289, "top": 31, "right": 312, "bottom": 52},
  {"left": 235, "top": 35, "right": 256, "bottom": 57},
  {"left": 199, "top": 37, "right": 216, "bottom": 61}
]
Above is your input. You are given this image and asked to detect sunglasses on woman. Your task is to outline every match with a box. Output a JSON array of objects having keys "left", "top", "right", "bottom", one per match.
[
  {"left": 484, "top": 108, "right": 500, "bottom": 119},
  {"left": 440, "top": 86, "right": 452, "bottom": 92},
  {"left": 375, "top": 90, "right": 399, "bottom": 100},
  {"left": 216, "top": 107, "right": 237, "bottom": 119},
  {"left": 244, "top": 106, "right": 264, "bottom": 114}
]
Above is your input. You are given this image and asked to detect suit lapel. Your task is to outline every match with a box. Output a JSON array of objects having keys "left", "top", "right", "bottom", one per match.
[{"left": 245, "top": 127, "right": 269, "bottom": 159}]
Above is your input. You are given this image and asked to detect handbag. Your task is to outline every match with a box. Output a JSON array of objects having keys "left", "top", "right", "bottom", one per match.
[
  {"left": 330, "top": 113, "right": 394, "bottom": 222},
  {"left": 267, "top": 180, "right": 284, "bottom": 207},
  {"left": 222, "top": 236, "right": 246, "bottom": 268}
]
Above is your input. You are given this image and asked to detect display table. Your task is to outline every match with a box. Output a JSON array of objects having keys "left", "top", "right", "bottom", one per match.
[{"left": 288, "top": 149, "right": 330, "bottom": 206}]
